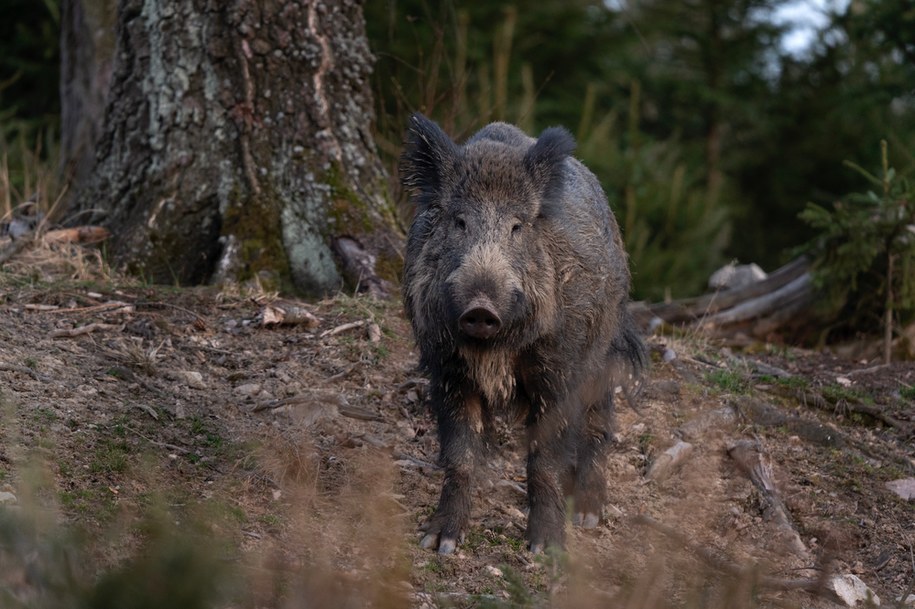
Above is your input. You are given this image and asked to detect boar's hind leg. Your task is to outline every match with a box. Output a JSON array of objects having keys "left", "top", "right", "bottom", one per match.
[
  {"left": 571, "top": 393, "right": 614, "bottom": 529},
  {"left": 420, "top": 390, "right": 484, "bottom": 554},
  {"left": 526, "top": 410, "right": 575, "bottom": 554}
]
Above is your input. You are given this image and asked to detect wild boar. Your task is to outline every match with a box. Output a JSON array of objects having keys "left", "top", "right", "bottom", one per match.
[{"left": 401, "top": 114, "right": 646, "bottom": 554}]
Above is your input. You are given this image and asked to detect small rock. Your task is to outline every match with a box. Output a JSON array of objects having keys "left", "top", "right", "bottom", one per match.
[
  {"left": 76, "top": 384, "right": 98, "bottom": 396},
  {"left": 485, "top": 565, "right": 503, "bottom": 578},
  {"left": 646, "top": 440, "right": 694, "bottom": 481},
  {"left": 367, "top": 322, "right": 382, "bottom": 343},
  {"left": 173, "top": 370, "right": 206, "bottom": 390},
  {"left": 709, "top": 262, "right": 767, "bottom": 291},
  {"left": 885, "top": 478, "right": 915, "bottom": 501},
  {"left": 235, "top": 383, "right": 262, "bottom": 398},
  {"left": 0, "top": 491, "right": 17, "bottom": 505},
  {"left": 828, "top": 574, "right": 880, "bottom": 607},
  {"left": 897, "top": 594, "right": 915, "bottom": 606}
]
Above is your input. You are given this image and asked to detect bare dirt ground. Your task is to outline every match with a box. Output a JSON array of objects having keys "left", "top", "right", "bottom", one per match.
[{"left": 0, "top": 255, "right": 913, "bottom": 608}]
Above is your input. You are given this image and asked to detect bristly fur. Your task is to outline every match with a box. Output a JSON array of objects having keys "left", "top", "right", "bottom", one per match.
[
  {"left": 400, "top": 114, "right": 459, "bottom": 210},
  {"left": 523, "top": 126, "right": 576, "bottom": 217},
  {"left": 400, "top": 113, "right": 647, "bottom": 555}
]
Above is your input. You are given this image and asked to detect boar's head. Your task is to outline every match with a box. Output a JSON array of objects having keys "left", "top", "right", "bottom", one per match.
[{"left": 401, "top": 114, "right": 575, "bottom": 350}]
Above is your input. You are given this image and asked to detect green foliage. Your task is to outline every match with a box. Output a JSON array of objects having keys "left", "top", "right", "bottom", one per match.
[
  {"left": 0, "top": 0, "right": 912, "bottom": 304},
  {"left": 0, "top": 0, "right": 60, "bottom": 152},
  {"left": 799, "top": 141, "right": 915, "bottom": 338},
  {"left": 0, "top": 503, "right": 226, "bottom": 609},
  {"left": 367, "top": 1, "right": 731, "bottom": 299},
  {"left": 578, "top": 82, "right": 731, "bottom": 300},
  {"left": 730, "top": 1, "right": 915, "bottom": 268},
  {"left": 84, "top": 517, "right": 226, "bottom": 609},
  {"left": 706, "top": 369, "right": 749, "bottom": 394},
  {"left": 366, "top": 0, "right": 625, "bottom": 135}
]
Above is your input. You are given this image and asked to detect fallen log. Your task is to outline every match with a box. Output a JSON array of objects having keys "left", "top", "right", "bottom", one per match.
[{"left": 631, "top": 257, "right": 817, "bottom": 340}]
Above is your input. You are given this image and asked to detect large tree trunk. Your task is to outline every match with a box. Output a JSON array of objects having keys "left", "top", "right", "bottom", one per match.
[{"left": 66, "top": 0, "right": 401, "bottom": 296}]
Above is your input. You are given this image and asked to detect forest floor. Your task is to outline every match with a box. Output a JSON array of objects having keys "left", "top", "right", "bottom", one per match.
[{"left": 0, "top": 248, "right": 913, "bottom": 609}]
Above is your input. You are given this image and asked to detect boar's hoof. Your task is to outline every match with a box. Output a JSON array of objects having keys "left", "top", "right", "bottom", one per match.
[
  {"left": 459, "top": 301, "right": 502, "bottom": 339},
  {"left": 527, "top": 528, "right": 564, "bottom": 555},
  {"left": 571, "top": 512, "right": 601, "bottom": 529},
  {"left": 420, "top": 532, "right": 459, "bottom": 555}
]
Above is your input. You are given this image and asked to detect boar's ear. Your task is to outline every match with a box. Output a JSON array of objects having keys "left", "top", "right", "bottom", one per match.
[
  {"left": 524, "top": 126, "right": 576, "bottom": 213},
  {"left": 400, "top": 113, "right": 458, "bottom": 208}
]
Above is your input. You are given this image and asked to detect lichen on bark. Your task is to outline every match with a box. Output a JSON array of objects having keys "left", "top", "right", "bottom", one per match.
[{"left": 67, "top": 0, "right": 401, "bottom": 297}]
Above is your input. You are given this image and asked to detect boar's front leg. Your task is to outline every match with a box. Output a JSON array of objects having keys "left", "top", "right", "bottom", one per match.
[
  {"left": 420, "top": 383, "right": 484, "bottom": 554},
  {"left": 525, "top": 404, "right": 575, "bottom": 554},
  {"left": 571, "top": 393, "right": 614, "bottom": 529}
]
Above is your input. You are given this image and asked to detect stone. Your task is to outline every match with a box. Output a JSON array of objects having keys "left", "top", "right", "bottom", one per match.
[
  {"left": 885, "top": 478, "right": 915, "bottom": 501},
  {"left": 828, "top": 574, "right": 881, "bottom": 607},
  {"left": 173, "top": 370, "right": 206, "bottom": 390},
  {"left": 709, "top": 262, "right": 767, "bottom": 291}
]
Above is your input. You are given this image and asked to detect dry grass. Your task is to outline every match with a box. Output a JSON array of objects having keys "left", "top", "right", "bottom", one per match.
[{"left": 0, "top": 131, "right": 114, "bottom": 286}]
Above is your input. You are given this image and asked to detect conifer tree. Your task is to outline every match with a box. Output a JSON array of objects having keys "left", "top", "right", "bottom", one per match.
[{"left": 800, "top": 141, "right": 915, "bottom": 362}]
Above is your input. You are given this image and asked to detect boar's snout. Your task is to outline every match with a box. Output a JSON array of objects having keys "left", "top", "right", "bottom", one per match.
[{"left": 459, "top": 297, "right": 502, "bottom": 339}]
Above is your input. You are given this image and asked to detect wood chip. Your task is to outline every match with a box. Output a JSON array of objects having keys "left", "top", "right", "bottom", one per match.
[
  {"left": 259, "top": 300, "right": 319, "bottom": 328},
  {"left": 24, "top": 303, "right": 60, "bottom": 311},
  {"left": 646, "top": 440, "right": 694, "bottom": 481},
  {"left": 367, "top": 322, "right": 382, "bottom": 343},
  {"left": 320, "top": 319, "right": 367, "bottom": 338},
  {"left": 43, "top": 226, "right": 110, "bottom": 244}
]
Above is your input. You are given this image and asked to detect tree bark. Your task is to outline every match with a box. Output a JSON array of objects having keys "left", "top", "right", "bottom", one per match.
[{"left": 66, "top": 0, "right": 401, "bottom": 296}]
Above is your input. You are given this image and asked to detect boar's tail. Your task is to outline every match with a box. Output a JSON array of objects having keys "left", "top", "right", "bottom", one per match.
[{"left": 610, "top": 312, "right": 648, "bottom": 412}]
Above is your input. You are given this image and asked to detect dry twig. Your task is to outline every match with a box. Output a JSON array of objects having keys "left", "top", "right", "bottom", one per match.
[
  {"left": 38, "top": 301, "right": 133, "bottom": 315},
  {"left": 50, "top": 322, "right": 124, "bottom": 338},
  {"left": 765, "top": 384, "right": 913, "bottom": 436},
  {"left": 633, "top": 514, "right": 827, "bottom": 594},
  {"left": 0, "top": 362, "right": 51, "bottom": 383},
  {"left": 124, "top": 425, "right": 190, "bottom": 454},
  {"left": 727, "top": 439, "right": 810, "bottom": 559},
  {"left": 320, "top": 319, "right": 367, "bottom": 338}
]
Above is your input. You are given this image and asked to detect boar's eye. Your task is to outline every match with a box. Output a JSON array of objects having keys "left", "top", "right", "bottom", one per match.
[
  {"left": 454, "top": 217, "right": 467, "bottom": 231},
  {"left": 511, "top": 222, "right": 523, "bottom": 235}
]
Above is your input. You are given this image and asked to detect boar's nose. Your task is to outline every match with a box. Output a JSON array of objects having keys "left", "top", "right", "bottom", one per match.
[{"left": 459, "top": 299, "right": 502, "bottom": 339}]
